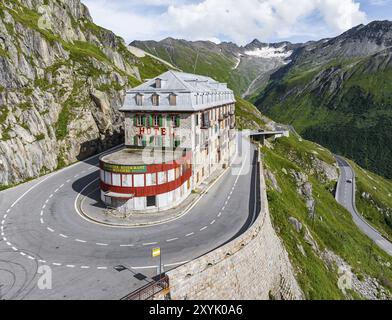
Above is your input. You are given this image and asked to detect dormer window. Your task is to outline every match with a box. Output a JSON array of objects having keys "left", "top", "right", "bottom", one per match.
[
  {"left": 155, "top": 78, "right": 162, "bottom": 89},
  {"left": 135, "top": 93, "right": 144, "bottom": 106},
  {"left": 169, "top": 93, "right": 177, "bottom": 106},
  {"left": 152, "top": 94, "right": 160, "bottom": 106}
]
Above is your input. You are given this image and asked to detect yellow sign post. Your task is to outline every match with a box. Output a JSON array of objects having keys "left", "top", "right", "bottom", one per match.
[
  {"left": 152, "top": 247, "right": 162, "bottom": 278},
  {"left": 152, "top": 247, "right": 161, "bottom": 258}
]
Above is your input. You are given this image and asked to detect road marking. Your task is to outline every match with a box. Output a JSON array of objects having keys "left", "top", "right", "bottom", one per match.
[
  {"left": 38, "top": 260, "right": 46, "bottom": 263},
  {"left": 185, "top": 232, "right": 194, "bottom": 237},
  {"left": 96, "top": 243, "right": 109, "bottom": 246},
  {"left": 222, "top": 206, "right": 226, "bottom": 211},
  {"left": 166, "top": 238, "right": 179, "bottom": 242},
  {"left": 6, "top": 242, "right": 11, "bottom": 246},
  {"left": 143, "top": 242, "right": 158, "bottom": 246},
  {"left": 210, "top": 220, "right": 216, "bottom": 225},
  {"left": 3, "top": 214, "right": 7, "bottom": 219},
  {"left": 75, "top": 239, "right": 87, "bottom": 243},
  {"left": 40, "top": 218, "right": 44, "bottom": 224},
  {"left": 28, "top": 256, "right": 35, "bottom": 260},
  {"left": 20, "top": 252, "right": 26, "bottom": 256},
  {"left": 66, "top": 265, "right": 75, "bottom": 268},
  {"left": 40, "top": 211, "right": 44, "bottom": 216},
  {"left": 66, "top": 179, "right": 71, "bottom": 183},
  {"left": 60, "top": 184, "right": 65, "bottom": 188},
  {"left": 47, "top": 227, "right": 54, "bottom": 233},
  {"left": 81, "top": 266, "right": 90, "bottom": 269},
  {"left": 6, "top": 209, "right": 10, "bottom": 213},
  {"left": 97, "top": 267, "right": 108, "bottom": 270},
  {"left": 49, "top": 194, "right": 53, "bottom": 199},
  {"left": 59, "top": 234, "right": 68, "bottom": 238},
  {"left": 200, "top": 226, "right": 208, "bottom": 231},
  {"left": 218, "top": 212, "right": 222, "bottom": 218},
  {"left": 54, "top": 188, "right": 59, "bottom": 193},
  {"left": 52, "top": 262, "right": 62, "bottom": 266},
  {"left": 12, "top": 247, "right": 18, "bottom": 251},
  {"left": 120, "top": 244, "right": 134, "bottom": 247}
]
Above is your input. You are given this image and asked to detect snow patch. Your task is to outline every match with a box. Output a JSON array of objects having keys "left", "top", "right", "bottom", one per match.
[
  {"left": 232, "top": 57, "right": 241, "bottom": 70},
  {"left": 245, "top": 46, "right": 292, "bottom": 59}
]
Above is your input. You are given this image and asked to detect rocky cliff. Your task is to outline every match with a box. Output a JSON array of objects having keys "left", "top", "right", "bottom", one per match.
[{"left": 0, "top": 0, "right": 169, "bottom": 187}]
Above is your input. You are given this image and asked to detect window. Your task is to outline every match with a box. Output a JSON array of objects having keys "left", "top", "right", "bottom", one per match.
[
  {"left": 135, "top": 114, "right": 143, "bottom": 126},
  {"left": 122, "top": 174, "right": 132, "bottom": 187},
  {"left": 155, "top": 78, "right": 162, "bottom": 89},
  {"left": 112, "top": 173, "right": 121, "bottom": 186},
  {"left": 195, "top": 113, "right": 199, "bottom": 126},
  {"left": 168, "top": 169, "right": 175, "bottom": 182},
  {"left": 134, "top": 174, "right": 145, "bottom": 187},
  {"left": 100, "top": 169, "right": 105, "bottom": 182},
  {"left": 104, "top": 171, "right": 112, "bottom": 185},
  {"left": 147, "top": 196, "right": 156, "bottom": 207},
  {"left": 153, "top": 115, "right": 160, "bottom": 127},
  {"left": 158, "top": 172, "right": 167, "bottom": 185},
  {"left": 152, "top": 94, "right": 159, "bottom": 106},
  {"left": 146, "top": 173, "right": 157, "bottom": 186},
  {"left": 171, "top": 115, "right": 180, "bottom": 128},
  {"left": 170, "top": 94, "right": 177, "bottom": 106},
  {"left": 136, "top": 94, "right": 143, "bottom": 106}
]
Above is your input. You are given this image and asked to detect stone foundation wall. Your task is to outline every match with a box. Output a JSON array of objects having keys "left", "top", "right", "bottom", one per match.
[{"left": 166, "top": 155, "right": 303, "bottom": 300}]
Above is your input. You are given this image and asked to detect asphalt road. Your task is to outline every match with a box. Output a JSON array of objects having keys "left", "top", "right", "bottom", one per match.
[
  {"left": 0, "top": 133, "right": 259, "bottom": 299},
  {"left": 335, "top": 155, "right": 392, "bottom": 256}
]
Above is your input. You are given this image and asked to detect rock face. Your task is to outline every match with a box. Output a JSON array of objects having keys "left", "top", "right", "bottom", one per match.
[{"left": 0, "top": 0, "right": 168, "bottom": 186}]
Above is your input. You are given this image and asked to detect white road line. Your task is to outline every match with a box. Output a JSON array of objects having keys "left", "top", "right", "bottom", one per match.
[
  {"left": 47, "top": 227, "right": 54, "bottom": 233},
  {"left": 3, "top": 214, "right": 7, "bottom": 219},
  {"left": 166, "top": 238, "right": 179, "bottom": 242},
  {"left": 12, "top": 247, "right": 18, "bottom": 251},
  {"left": 120, "top": 244, "right": 134, "bottom": 247},
  {"left": 75, "top": 239, "right": 87, "bottom": 243},
  {"left": 54, "top": 188, "right": 59, "bottom": 193},
  {"left": 38, "top": 260, "right": 46, "bottom": 263},
  {"left": 3, "top": 237, "right": 6, "bottom": 241},
  {"left": 20, "top": 252, "right": 26, "bottom": 256},
  {"left": 200, "top": 226, "right": 208, "bottom": 231},
  {"left": 66, "top": 179, "right": 71, "bottom": 183},
  {"left": 42, "top": 204, "right": 46, "bottom": 209},
  {"left": 45, "top": 199, "right": 49, "bottom": 204},
  {"left": 218, "top": 212, "right": 222, "bottom": 217},
  {"left": 210, "top": 220, "right": 216, "bottom": 225},
  {"left": 60, "top": 184, "right": 65, "bottom": 188},
  {"left": 59, "top": 234, "right": 68, "bottom": 238},
  {"left": 6, "top": 242, "right": 11, "bottom": 246},
  {"left": 6, "top": 209, "right": 10, "bottom": 213},
  {"left": 52, "top": 263, "right": 62, "bottom": 266},
  {"left": 222, "top": 206, "right": 226, "bottom": 211},
  {"left": 28, "top": 256, "right": 35, "bottom": 260},
  {"left": 40, "top": 211, "right": 44, "bottom": 216},
  {"left": 185, "top": 232, "right": 194, "bottom": 237},
  {"left": 143, "top": 242, "right": 158, "bottom": 246},
  {"left": 97, "top": 267, "right": 108, "bottom": 270},
  {"left": 81, "top": 266, "right": 90, "bottom": 269},
  {"left": 40, "top": 218, "right": 44, "bottom": 224},
  {"left": 49, "top": 194, "right": 53, "bottom": 199},
  {"left": 66, "top": 265, "right": 75, "bottom": 268},
  {"left": 96, "top": 243, "right": 109, "bottom": 246}
]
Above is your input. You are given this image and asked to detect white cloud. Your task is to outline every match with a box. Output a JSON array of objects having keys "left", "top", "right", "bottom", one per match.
[{"left": 83, "top": 0, "right": 368, "bottom": 45}]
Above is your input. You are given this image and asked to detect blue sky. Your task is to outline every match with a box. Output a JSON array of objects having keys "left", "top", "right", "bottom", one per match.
[{"left": 82, "top": 0, "right": 392, "bottom": 45}]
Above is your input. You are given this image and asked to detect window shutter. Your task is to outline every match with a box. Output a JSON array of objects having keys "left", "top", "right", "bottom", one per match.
[
  {"left": 142, "top": 137, "right": 147, "bottom": 147},
  {"left": 142, "top": 115, "right": 147, "bottom": 126},
  {"left": 159, "top": 115, "right": 163, "bottom": 127},
  {"left": 150, "top": 136, "right": 154, "bottom": 145},
  {"left": 148, "top": 115, "right": 153, "bottom": 127},
  {"left": 175, "top": 116, "right": 180, "bottom": 128}
]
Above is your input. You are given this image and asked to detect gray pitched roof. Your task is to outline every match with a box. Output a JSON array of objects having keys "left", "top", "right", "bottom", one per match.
[{"left": 121, "top": 71, "right": 235, "bottom": 112}]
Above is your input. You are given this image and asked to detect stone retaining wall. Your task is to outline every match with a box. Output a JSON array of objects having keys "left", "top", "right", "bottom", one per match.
[{"left": 166, "top": 152, "right": 303, "bottom": 300}]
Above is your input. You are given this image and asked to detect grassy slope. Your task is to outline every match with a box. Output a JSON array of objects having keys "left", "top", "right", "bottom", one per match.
[
  {"left": 255, "top": 55, "right": 392, "bottom": 180},
  {"left": 350, "top": 161, "right": 392, "bottom": 242},
  {"left": 263, "top": 135, "right": 392, "bottom": 299},
  {"left": 235, "top": 96, "right": 267, "bottom": 131}
]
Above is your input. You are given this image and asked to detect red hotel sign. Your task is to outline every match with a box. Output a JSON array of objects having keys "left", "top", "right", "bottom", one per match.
[{"left": 139, "top": 127, "right": 167, "bottom": 136}]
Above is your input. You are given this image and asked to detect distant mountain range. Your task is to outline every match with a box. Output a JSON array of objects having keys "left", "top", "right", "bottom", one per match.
[
  {"left": 130, "top": 38, "right": 297, "bottom": 98},
  {"left": 132, "top": 21, "right": 392, "bottom": 179}
]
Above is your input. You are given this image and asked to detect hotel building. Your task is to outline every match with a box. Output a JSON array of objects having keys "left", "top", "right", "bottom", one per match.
[{"left": 100, "top": 71, "right": 236, "bottom": 212}]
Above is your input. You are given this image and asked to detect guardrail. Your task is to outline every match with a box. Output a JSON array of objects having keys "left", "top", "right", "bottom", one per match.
[{"left": 121, "top": 275, "right": 170, "bottom": 300}]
